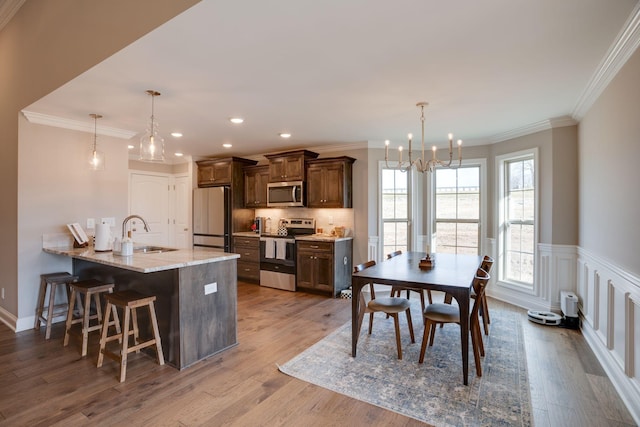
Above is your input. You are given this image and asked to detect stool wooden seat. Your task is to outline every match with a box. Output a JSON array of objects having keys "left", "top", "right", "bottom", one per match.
[
  {"left": 97, "top": 290, "right": 164, "bottom": 382},
  {"left": 64, "top": 279, "right": 120, "bottom": 357},
  {"left": 34, "top": 272, "right": 78, "bottom": 339}
]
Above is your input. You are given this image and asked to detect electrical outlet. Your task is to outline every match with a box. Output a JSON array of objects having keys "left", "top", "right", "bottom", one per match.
[
  {"left": 86, "top": 218, "right": 95, "bottom": 229},
  {"left": 328, "top": 216, "right": 334, "bottom": 225},
  {"left": 204, "top": 282, "right": 217, "bottom": 295},
  {"left": 100, "top": 217, "right": 116, "bottom": 226}
]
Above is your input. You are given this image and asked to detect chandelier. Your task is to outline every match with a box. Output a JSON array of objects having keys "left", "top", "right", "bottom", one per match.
[
  {"left": 88, "top": 113, "right": 105, "bottom": 171},
  {"left": 139, "top": 90, "right": 165, "bottom": 162},
  {"left": 385, "top": 102, "right": 462, "bottom": 172}
]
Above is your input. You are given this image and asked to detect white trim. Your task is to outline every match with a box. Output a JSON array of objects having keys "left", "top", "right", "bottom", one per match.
[
  {"left": 0, "top": 0, "right": 25, "bottom": 31},
  {"left": 573, "top": 3, "right": 640, "bottom": 119},
  {"left": 488, "top": 116, "right": 577, "bottom": 144},
  {"left": 367, "top": 236, "right": 379, "bottom": 263},
  {"left": 21, "top": 110, "right": 137, "bottom": 139}
]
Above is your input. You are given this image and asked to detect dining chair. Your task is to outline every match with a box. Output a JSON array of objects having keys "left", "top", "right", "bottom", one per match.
[
  {"left": 388, "top": 251, "right": 433, "bottom": 313},
  {"left": 418, "top": 268, "right": 490, "bottom": 376},
  {"left": 354, "top": 260, "right": 415, "bottom": 360},
  {"left": 474, "top": 255, "right": 494, "bottom": 335}
]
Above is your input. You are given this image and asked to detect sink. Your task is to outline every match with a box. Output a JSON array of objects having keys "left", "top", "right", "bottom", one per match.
[{"left": 132, "top": 245, "right": 178, "bottom": 254}]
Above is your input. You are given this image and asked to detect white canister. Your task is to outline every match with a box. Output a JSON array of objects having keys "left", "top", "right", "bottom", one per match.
[{"left": 94, "top": 222, "right": 112, "bottom": 252}]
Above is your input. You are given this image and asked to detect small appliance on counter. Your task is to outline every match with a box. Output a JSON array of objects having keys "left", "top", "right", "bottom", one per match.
[
  {"left": 253, "top": 217, "right": 265, "bottom": 235},
  {"left": 94, "top": 222, "right": 112, "bottom": 252}
]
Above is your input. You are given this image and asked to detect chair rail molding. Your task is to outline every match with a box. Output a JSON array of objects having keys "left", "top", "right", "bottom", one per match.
[{"left": 577, "top": 246, "right": 640, "bottom": 426}]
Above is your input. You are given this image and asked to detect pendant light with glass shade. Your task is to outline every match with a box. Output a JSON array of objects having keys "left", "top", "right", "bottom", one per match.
[
  {"left": 139, "top": 89, "right": 165, "bottom": 162},
  {"left": 88, "top": 113, "right": 105, "bottom": 170}
]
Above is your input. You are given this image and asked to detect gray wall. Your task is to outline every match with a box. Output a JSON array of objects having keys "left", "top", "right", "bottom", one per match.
[{"left": 579, "top": 46, "right": 640, "bottom": 276}]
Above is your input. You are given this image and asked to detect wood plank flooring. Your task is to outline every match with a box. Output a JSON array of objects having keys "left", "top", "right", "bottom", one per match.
[{"left": 0, "top": 282, "right": 635, "bottom": 426}]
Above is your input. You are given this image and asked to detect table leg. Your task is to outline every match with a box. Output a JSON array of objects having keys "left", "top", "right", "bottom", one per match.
[
  {"left": 351, "top": 278, "right": 364, "bottom": 357},
  {"left": 451, "top": 289, "right": 470, "bottom": 385}
]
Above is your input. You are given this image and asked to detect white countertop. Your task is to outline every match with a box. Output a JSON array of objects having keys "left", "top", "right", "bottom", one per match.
[{"left": 43, "top": 245, "right": 240, "bottom": 274}]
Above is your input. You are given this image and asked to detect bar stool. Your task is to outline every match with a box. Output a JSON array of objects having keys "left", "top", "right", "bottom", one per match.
[
  {"left": 34, "top": 272, "right": 78, "bottom": 339},
  {"left": 64, "top": 279, "right": 120, "bottom": 357},
  {"left": 97, "top": 290, "right": 164, "bottom": 382}
]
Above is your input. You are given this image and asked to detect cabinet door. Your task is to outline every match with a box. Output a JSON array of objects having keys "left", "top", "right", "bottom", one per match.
[
  {"left": 321, "top": 163, "right": 345, "bottom": 207},
  {"left": 212, "top": 161, "right": 232, "bottom": 184},
  {"left": 306, "top": 166, "right": 324, "bottom": 207},
  {"left": 244, "top": 167, "right": 269, "bottom": 207},
  {"left": 296, "top": 251, "right": 315, "bottom": 289},
  {"left": 313, "top": 252, "right": 334, "bottom": 292},
  {"left": 197, "top": 163, "right": 215, "bottom": 187},
  {"left": 269, "top": 155, "right": 304, "bottom": 182}
]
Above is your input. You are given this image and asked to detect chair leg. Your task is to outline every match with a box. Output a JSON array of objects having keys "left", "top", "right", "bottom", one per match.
[
  {"left": 473, "top": 315, "right": 485, "bottom": 357},
  {"left": 419, "top": 319, "right": 432, "bottom": 363},
  {"left": 44, "top": 283, "right": 58, "bottom": 340},
  {"left": 391, "top": 313, "right": 402, "bottom": 360},
  {"left": 148, "top": 301, "right": 164, "bottom": 365},
  {"left": 429, "top": 321, "right": 437, "bottom": 346},
  {"left": 426, "top": 290, "right": 433, "bottom": 305},
  {"left": 368, "top": 311, "right": 375, "bottom": 335},
  {"left": 470, "top": 319, "right": 483, "bottom": 377},
  {"left": 405, "top": 308, "right": 415, "bottom": 343},
  {"left": 119, "top": 307, "right": 131, "bottom": 383},
  {"left": 97, "top": 301, "right": 113, "bottom": 368},
  {"left": 63, "top": 288, "right": 77, "bottom": 347},
  {"left": 481, "top": 294, "right": 490, "bottom": 335}
]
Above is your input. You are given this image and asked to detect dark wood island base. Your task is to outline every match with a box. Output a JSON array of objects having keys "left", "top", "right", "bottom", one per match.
[{"left": 72, "top": 257, "right": 238, "bottom": 370}]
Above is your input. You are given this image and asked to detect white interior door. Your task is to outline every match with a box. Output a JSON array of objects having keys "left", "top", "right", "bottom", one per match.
[
  {"left": 129, "top": 173, "right": 170, "bottom": 245},
  {"left": 172, "top": 175, "right": 191, "bottom": 248}
]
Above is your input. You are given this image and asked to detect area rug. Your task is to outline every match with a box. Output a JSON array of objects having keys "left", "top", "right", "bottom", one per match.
[{"left": 278, "top": 300, "right": 532, "bottom": 427}]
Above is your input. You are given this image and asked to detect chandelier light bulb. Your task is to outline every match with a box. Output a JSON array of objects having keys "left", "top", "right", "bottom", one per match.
[
  {"left": 139, "top": 90, "right": 165, "bottom": 162},
  {"left": 88, "top": 113, "right": 105, "bottom": 171}
]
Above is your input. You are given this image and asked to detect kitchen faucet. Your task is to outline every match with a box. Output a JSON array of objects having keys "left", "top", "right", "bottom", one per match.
[{"left": 121, "top": 214, "right": 151, "bottom": 238}]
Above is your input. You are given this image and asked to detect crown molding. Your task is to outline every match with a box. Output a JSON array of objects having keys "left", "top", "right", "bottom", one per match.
[
  {"left": 0, "top": 0, "right": 25, "bottom": 31},
  {"left": 487, "top": 116, "right": 578, "bottom": 144},
  {"left": 21, "top": 111, "right": 137, "bottom": 139},
  {"left": 573, "top": 2, "right": 640, "bottom": 119}
]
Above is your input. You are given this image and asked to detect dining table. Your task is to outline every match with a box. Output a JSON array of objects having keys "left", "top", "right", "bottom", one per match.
[{"left": 351, "top": 251, "right": 482, "bottom": 385}]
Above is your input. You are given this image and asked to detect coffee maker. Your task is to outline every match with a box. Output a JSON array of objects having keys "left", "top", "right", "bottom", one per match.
[{"left": 254, "top": 217, "right": 265, "bottom": 234}]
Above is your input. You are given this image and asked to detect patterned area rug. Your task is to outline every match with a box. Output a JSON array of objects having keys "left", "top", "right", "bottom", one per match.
[{"left": 278, "top": 299, "right": 532, "bottom": 427}]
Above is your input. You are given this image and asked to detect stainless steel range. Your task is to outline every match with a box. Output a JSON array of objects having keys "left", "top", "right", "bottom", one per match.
[{"left": 259, "top": 218, "right": 315, "bottom": 291}]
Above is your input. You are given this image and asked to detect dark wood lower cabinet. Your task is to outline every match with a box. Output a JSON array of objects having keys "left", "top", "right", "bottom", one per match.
[
  {"left": 233, "top": 236, "right": 260, "bottom": 283},
  {"left": 296, "top": 239, "right": 352, "bottom": 297}
]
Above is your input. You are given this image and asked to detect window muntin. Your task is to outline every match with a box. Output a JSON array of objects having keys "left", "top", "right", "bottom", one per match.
[
  {"left": 381, "top": 168, "right": 409, "bottom": 255},
  {"left": 434, "top": 166, "right": 480, "bottom": 254}
]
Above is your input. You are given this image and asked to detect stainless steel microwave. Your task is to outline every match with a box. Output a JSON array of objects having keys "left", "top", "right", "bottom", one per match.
[{"left": 267, "top": 181, "right": 304, "bottom": 207}]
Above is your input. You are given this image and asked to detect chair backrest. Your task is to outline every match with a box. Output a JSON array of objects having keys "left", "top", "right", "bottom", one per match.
[
  {"left": 353, "top": 260, "right": 377, "bottom": 302},
  {"left": 470, "top": 267, "right": 490, "bottom": 318},
  {"left": 386, "top": 250, "right": 402, "bottom": 260},
  {"left": 354, "top": 260, "right": 376, "bottom": 273},
  {"left": 480, "top": 255, "right": 494, "bottom": 274}
]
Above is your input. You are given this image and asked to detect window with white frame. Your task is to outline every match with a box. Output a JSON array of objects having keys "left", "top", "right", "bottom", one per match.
[
  {"left": 498, "top": 151, "right": 536, "bottom": 287},
  {"left": 434, "top": 166, "right": 480, "bottom": 255},
  {"left": 381, "top": 167, "right": 410, "bottom": 255}
]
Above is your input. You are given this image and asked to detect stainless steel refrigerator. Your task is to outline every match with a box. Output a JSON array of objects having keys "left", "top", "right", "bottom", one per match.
[{"left": 193, "top": 186, "right": 231, "bottom": 251}]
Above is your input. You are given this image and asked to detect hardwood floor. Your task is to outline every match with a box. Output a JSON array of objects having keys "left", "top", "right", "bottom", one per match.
[{"left": 0, "top": 282, "right": 635, "bottom": 426}]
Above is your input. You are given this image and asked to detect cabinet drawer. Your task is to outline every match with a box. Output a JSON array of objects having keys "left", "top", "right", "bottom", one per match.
[
  {"left": 233, "top": 237, "right": 259, "bottom": 249},
  {"left": 236, "top": 246, "right": 260, "bottom": 262},
  {"left": 297, "top": 241, "right": 333, "bottom": 252},
  {"left": 237, "top": 261, "right": 260, "bottom": 281}
]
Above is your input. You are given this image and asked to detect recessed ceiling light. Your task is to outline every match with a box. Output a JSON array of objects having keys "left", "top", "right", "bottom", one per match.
[
  {"left": 229, "top": 117, "right": 244, "bottom": 124},
  {"left": 127, "top": 145, "right": 135, "bottom": 150},
  {"left": 174, "top": 152, "right": 184, "bottom": 157},
  {"left": 279, "top": 133, "right": 291, "bottom": 138},
  {"left": 223, "top": 143, "right": 232, "bottom": 148},
  {"left": 171, "top": 132, "right": 183, "bottom": 138}
]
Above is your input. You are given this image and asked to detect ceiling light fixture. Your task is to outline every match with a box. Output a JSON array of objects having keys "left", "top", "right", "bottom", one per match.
[
  {"left": 171, "top": 132, "right": 183, "bottom": 138},
  {"left": 127, "top": 144, "right": 135, "bottom": 150},
  {"left": 229, "top": 117, "right": 244, "bottom": 124},
  {"left": 88, "top": 113, "right": 105, "bottom": 171},
  {"left": 139, "top": 90, "right": 165, "bottom": 162},
  {"left": 222, "top": 143, "right": 232, "bottom": 148},
  {"left": 279, "top": 133, "right": 291, "bottom": 138},
  {"left": 385, "top": 102, "right": 462, "bottom": 173},
  {"left": 174, "top": 152, "right": 184, "bottom": 157}
]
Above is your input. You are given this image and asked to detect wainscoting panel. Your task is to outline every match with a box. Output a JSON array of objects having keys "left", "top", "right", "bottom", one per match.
[
  {"left": 367, "top": 236, "right": 379, "bottom": 263},
  {"left": 577, "top": 248, "right": 640, "bottom": 425}
]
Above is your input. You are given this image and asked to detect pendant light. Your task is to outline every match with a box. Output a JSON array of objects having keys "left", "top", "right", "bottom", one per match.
[
  {"left": 139, "top": 89, "right": 165, "bottom": 162},
  {"left": 88, "top": 113, "right": 105, "bottom": 171}
]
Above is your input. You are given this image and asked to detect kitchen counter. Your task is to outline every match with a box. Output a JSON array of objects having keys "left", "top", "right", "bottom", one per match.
[
  {"left": 232, "top": 232, "right": 353, "bottom": 242},
  {"left": 43, "top": 243, "right": 239, "bottom": 370},
  {"left": 43, "top": 245, "right": 239, "bottom": 273}
]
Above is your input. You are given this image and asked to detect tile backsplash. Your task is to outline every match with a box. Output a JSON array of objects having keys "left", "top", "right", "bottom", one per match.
[{"left": 254, "top": 208, "right": 354, "bottom": 235}]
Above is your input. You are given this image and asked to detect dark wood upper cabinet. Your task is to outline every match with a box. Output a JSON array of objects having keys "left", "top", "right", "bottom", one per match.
[
  {"left": 306, "top": 156, "right": 356, "bottom": 208},
  {"left": 243, "top": 165, "right": 270, "bottom": 208},
  {"left": 264, "top": 149, "right": 318, "bottom": 182},
  {"left": 196, "top": 157, "right": 257, "bottom": 188}
]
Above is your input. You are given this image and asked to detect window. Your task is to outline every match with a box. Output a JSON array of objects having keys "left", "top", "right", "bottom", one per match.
[
  {"left": 498, "top": 151, "right": 536, "bottom": 287},
  {"left": 381, "top": 167, "right": 410, "bottom": 255},
  {"left": 434, "top": 166, "right": 480, "bottom": 255}
]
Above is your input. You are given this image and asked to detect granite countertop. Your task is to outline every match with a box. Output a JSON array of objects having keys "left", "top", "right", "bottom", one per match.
[
  {"left": 233, "top": 232, "right": 353, "bottom": 242},
  {"left": 43, "top": 245, "right": 239, "bottom": 274}
]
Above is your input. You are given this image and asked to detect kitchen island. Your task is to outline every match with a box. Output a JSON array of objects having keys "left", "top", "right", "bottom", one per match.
[{"left": 43, "top": 245, "right": 239, "bottom": 370}]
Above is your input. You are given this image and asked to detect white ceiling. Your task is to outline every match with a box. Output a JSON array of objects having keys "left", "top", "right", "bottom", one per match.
[{"left": 21, "top": 0, "right": 640, "bottom": 161}]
